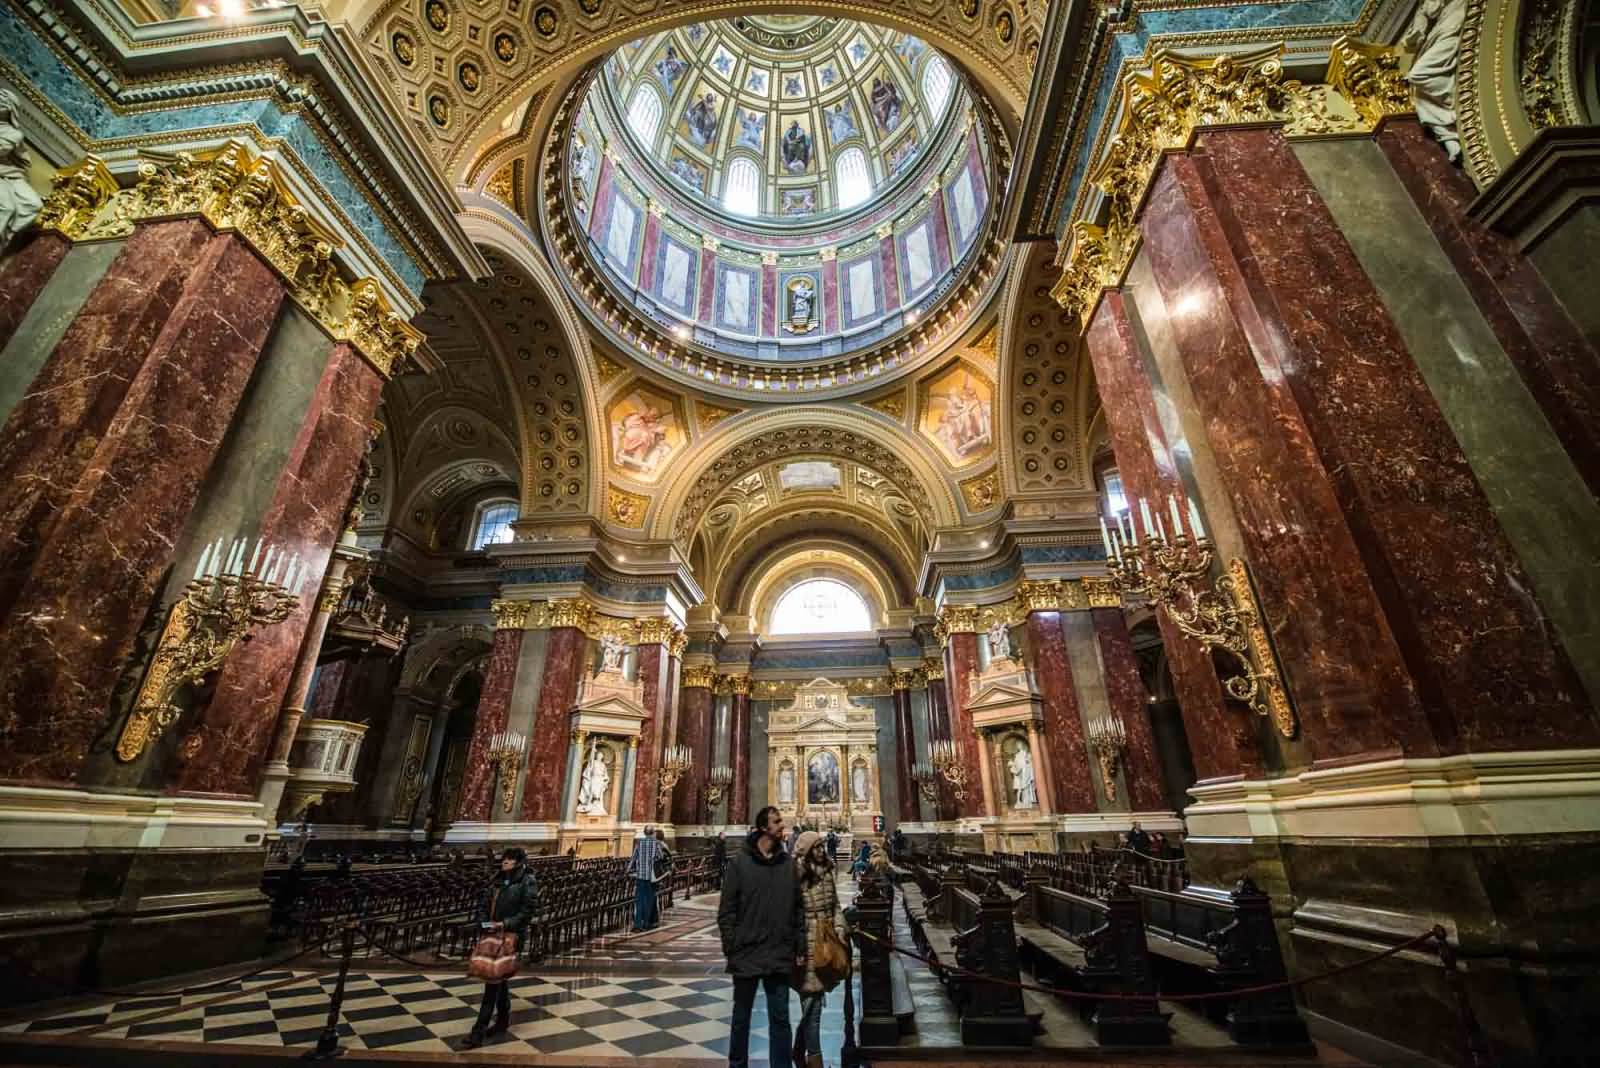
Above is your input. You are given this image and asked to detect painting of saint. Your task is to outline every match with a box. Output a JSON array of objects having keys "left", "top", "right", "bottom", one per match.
[
  {"left": 922, "top": 367, "right": 995, "bottom": 463},
  {"left": 894, "top": 33, "right": 927, "bottom": 65},
  {"left": 608, "top": 389, "right": 683, "bottom": 479},
  {"left": 886, "top": 130, "right": 920, "bottom": 174},
  {"left": 869, "top": 75, "right": 904, "bottom": 134},
  {"left": 824, "top": 101, "right": 859, "bottom": 145},
  {"left": 653, "top": 45, "right": 687, "bottom": 96},
  {"left": 807, "top": 751, "right": 840, "bottom": 805},
  {"left": 781, "top": 120, "right": 812, "bottom": 174},
  {"left": 682, "top": 92, "right": 719, "bottom": 149},
  {"left": 736, "top": 109, "right": 766, "bottom": 151}
]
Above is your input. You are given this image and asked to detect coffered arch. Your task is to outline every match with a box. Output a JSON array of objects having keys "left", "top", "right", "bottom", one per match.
[{"left": 707, "top": 498, "right": 921, "bottom": 607}]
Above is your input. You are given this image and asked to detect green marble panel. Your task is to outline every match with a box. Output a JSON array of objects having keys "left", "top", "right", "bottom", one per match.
[{"left": 0, "top": 240, "right": 123, "bottom": 424}]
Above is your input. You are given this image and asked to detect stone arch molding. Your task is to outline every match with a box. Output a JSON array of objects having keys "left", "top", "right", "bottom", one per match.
[
  {"left": 352, "top": 0, "right": 1031, "bottom": 183},
  {"left": 399, "top": 622, "right": 495, "bottom": 696},
  {"left": 737, "top": 536, "right": 906, "bottom": 625},
  {"left": 649, "top": 408, "right": 963, "bottom": 544}
]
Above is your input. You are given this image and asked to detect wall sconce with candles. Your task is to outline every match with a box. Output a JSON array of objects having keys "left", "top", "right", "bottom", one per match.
[
  {"left": 929, "top": 738, "right": 970, "bottom": 801},
  {"left": 1086, "top": 714, "right": 1128, "bottom": 802},
  {"left": 658, "top": 744, "right": 692, "bottom": 803},
  {"left": 911, "top": 761, "right": 940, "bottom": 802},
  {"left": 116, "top": 534, "right": 310, "bottom": 762},
  {"left": 705, "top": 765, "right": 734, "bottom": 806},
  {"left": 1101, "top": 495, "right": 1297, "bottom": 738},
  {"left": 487, "top": 730, "right": 527, "bottom": 815}
]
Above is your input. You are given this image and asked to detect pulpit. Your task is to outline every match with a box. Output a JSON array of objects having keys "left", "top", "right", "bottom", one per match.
[{"left": 766, "top": 678, "right": 883, "bottom": 836}]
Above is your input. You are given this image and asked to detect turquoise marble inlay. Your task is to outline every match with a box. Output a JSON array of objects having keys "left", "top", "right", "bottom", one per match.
[
  {"left": 1060, "top": 0, "right": 1370, "bottom": 232},
  {"left": 3, "top": 4, "right": 426, "bottom": 294}
]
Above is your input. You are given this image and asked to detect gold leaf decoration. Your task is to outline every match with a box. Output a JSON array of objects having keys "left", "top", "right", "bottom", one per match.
[
  {"left": 607, "top": 484, "right": 649, "bottom": 528},
  {"left": 863, "top": 390, "right": 907, "bottom": 421}
]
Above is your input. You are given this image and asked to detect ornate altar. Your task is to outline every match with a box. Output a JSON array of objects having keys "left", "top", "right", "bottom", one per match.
[
  {"left": 560, "top": 635, "right": 646, "bottom": 857},
  {"left": 966, "top": 623, "right": 1057, "bottom": 853},
  {"left": 766, "top": 678, "right": 882, "bottom": 835}
]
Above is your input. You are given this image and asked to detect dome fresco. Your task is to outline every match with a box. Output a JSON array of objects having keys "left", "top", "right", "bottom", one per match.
[{"left": 557, "top": 17, "right": 997, "bottom": 370}]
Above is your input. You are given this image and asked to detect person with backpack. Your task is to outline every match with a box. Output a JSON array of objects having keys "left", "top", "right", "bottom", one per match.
[{"left": 461, "top": 847, "right": 537, "bottom": 1049}]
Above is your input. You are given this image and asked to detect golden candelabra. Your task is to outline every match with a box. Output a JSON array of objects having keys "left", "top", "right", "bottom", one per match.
[
  {"left": 1103, "top": 496, "right": 1296, "bottom": 738},
  {"left": 658, "top": 744, "right": 692, "bottom": 803},
  {"left": 117, "top": 536, "right": 308, "bottom": 762},
  {"left": 929, "top": 739, "right": 970, "bottom": 801},
  {"left": 705, "top": 765, "right": 733, "bottom": 805},
  {"left": 1086, "top": 715, "right": 1128, "bottom": 802},
  {"left": 911, "top": 761, "right": 941, "bottom": 803},
  {"left": 487, "top": 730, "right": 527, "bottom": 815}
]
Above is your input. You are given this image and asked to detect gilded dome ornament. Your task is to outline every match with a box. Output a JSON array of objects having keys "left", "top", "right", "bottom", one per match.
[
  {"left": 994, "top": 10, "right": 1015, "bottom": 46},
  {"left": 428, "top": 94, "right": 451, "bottom": 127},
  {"left": 578, "top": 0, "right": 601, "bottom": 14},
  {"left": 424, "top": 0, "right": 449, "bottom": 33},
  {"left": 457, "top": 62, "right": 480, "bottom": 93},
  {"left": 391, "top": 32, "right": 416, "bottom": 67},
  {"left": 493, "top": 32, "right": 518, "bottom": 63},
  {"left": 533, "top": 6, "right": 558, "bottom": 36}
]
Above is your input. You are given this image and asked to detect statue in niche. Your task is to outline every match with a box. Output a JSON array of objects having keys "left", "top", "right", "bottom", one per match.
[
  {"left": 778, "top": 762, "right": 796, "bottom": 803},
  {"left": 786, "top": 276, "right": 816, "bottom": 332},
  {"left": 599, "top": 633, "right": 627, "bottom": 673},
  {"left": 1008, "top": 742, "right": 1037, "bottom": 809},
  {"left": 852, "top": 762, "right": 869, "bottom": 803},
  {"left": 1401, "top": 0, "right": 1466, "bottom": 162},
  {"left": 577, "top": 741, "right": 610, "bottom": 816},
  {"left": 0, "top": 90, "right": 43, "bottom": 251},
  {"left": 987, "top": 619, "right": 1013, "bottom": 663}
]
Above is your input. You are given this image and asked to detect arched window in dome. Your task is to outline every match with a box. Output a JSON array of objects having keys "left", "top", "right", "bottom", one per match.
[
  {"left": 469, "top": 498, "right": 519, "bottom": 551},
  {"left": 626, "top": 84, "right": 663, "bottom": 145},
  {"left": 835, "top": 147, "right": 872, "bottom": 210},
  {"left": 770, "top": 579, "right": 873, "bottom": 635},
  {"left": 724, "top": 156, "right": 761, "bottom": 216},
  {"left": 922, "top": 55, "right": 954, "bottom": 114}
]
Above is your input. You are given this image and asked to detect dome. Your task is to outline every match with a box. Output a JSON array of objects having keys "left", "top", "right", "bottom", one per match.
[{"left": 542, "top": 17, "right": 1005, "bottom": 398}]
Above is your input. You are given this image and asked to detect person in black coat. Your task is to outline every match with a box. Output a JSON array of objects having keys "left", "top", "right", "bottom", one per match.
[
  {"left": 718, "top": 806, "right": 803, "bottom": 1068},
  {"left": 462, "top": 847, "right": 538, "bottom": 1049},
  {"left": 712, "top": 832, "right": 728, "bottom": 888}
]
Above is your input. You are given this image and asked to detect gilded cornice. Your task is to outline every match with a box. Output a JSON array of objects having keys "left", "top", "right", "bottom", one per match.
[
  {"left": 682, "top": 665, "right": 717, "bottom": 690},
  {"left": 1051, "top": 38, "right": 1412, "bottom": 326},
  {"left": 37, "top": 146, "right": 422, "bottom": 377}
]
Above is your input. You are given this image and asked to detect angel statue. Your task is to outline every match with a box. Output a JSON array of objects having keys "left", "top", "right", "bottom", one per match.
[
  {"left": 0, "top": 89, "right": 43, "bottom": 250},
  {"left": 1402, "top": 0, "right": 1466, "bottom": 162},
  {"left": 599, "top": 632, "right": 627, "bottom": 673},
  {"left": 987, "top": 619, "right": 1013, "bottom": 663}
]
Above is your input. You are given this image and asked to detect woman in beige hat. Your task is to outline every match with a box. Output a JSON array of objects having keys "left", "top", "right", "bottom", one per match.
[{"left": 791, "top": 829, "right": 844, "bottom": 1068}]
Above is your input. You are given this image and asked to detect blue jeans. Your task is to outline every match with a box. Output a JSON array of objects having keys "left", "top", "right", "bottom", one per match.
[
  {"left": 729, "top": 973, "right": 792, "bottom": 1068},
  {"left": 633, "top": 878, "right": 657, "bottom": 930},
  {"left": 797, "top": 991, "right": 825, "bottom": 1055}
]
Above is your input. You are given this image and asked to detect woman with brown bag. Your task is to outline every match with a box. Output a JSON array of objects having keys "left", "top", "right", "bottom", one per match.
[
  {"left": 461, "top": 847, "right": 537, "bottom": 1049},
  {"left": 791, "top": 830, "right": 847, "bottom": 1068}
]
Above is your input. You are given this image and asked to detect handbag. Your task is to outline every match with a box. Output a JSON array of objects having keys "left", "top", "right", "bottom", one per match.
[
  {"left": 468, "top": 929, "right": 519, "bottom": 981},
  {"left": 812, "top": 917, "right": 849, "bottom": 989}
]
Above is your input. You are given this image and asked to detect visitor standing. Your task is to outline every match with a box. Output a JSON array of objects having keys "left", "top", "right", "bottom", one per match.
[
  {"left": 718, "top": 806, "right": 802, "bottom": 1068},
  {"left": 1127, "top": 820, "right": 1151, "bottom": 857},
  {"left": 461, "top": 847, "right": 537, "bottom": 1049},
  {"left": 652, "top": 827, "right": 673, "bottom": 925},
  {"left": 628, "top": 825, "right": 665, "bottom": 932},
  {"left": 712, "top": 831, "right": 728, "bottom": 888},
  {"left": 793, "top": 830, "right": 845, "bottom": 1068},
  {"left": 850, "top": 839, "right": 872, "bottom": 880},
  {"left": 825, "top": 828, "right": 838, "bottom": 862}
]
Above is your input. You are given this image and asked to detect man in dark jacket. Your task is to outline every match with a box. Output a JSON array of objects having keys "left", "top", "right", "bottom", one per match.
[
  {"left": 718, "top": 806, "right": 802, "bottom": 1068},
  {"left": 711, "top": 832, "right": 728, "bottom": 888},
  {"left": 462, "top": 847, "right": 538, "bottom": 1049}
]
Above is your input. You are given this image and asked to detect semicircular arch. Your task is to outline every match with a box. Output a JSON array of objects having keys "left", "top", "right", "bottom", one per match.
[{"left": 737, "top": 536, "right": 907, "bottom": 633}]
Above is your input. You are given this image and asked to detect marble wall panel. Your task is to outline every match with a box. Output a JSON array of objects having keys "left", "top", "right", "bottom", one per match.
[
  {"left": 1026, "top": 612, "right": 1099, "bottom": 812},
  {"left": 748, "top": 698, "right": 770, "bottom": 819},
  {"left": 0, "top": 232, "right": 71, "bottom": 379},
  {"left": 0, "top": 225, "right": 286, "bottom": 784},
  {"left": 631, "top": 644, "right": 667, "bottom": 823},
  {"left": 673, "top": 682, "right": 713, "bottom": 825},
  {"left": 521, "top": 627, "right": 587, "bottom": 821},
  {"left": 893, "top": 687, "right": 916, "bottom": 821},
  {"left": 456, "top": 628, "right": 526, "bottom": 822},
  {"left": 944, "top": 632, "right": 985, "bottom": 818},
  {"left": 925, "top": 675, "right": 955, "bottom": 819},
  {"left": 173, "top": 341, "right": 384, "bottom": 795},
  {"left": 1090, "top": 607, "right": 1167, "bottom": 812},
  {"left": 0, "top": 240, "right": 125, "bottom": 427},
  {"left": 730, "top": 691, "right": 751, "bottom": 825}
]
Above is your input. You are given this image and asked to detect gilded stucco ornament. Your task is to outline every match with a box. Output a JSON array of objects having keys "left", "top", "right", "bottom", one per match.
[
  {"left": 607, "top": 484, "right": 649, "bottom": 528},
  {"left": 682, "top": 665, "right": 716, "bottom": 689},
  {"left": 32, "top": 143, "right": 421, "bottom": 377},
  {"left": 934, "top": 603, "right": 980, "bottom": 645},
  {"left": 491, "top": 598, "right": 534, "bottom": 630},
  {"left": 1053, "top": 39, "right": 1411, "bottom": 324}
]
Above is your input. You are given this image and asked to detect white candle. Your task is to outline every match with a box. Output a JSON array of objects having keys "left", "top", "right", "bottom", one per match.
[
  {"left": 261, "top": 546, "right": 277, "bottom": 582},
  {"left": 247, "top": 538, "right": 262, "bottom": 575},
  {"left": 1169, "top": 495, "right": 1185, "bottom": 538},
  {"left": 1108, "top": 526, "right": 1123, "bottom": 563},
  {"left": 295, "top": 564, "right": 310, "bottom": 594},
  {"left": 1154, "top": 510, "right": 1168, "bottom": 542},
  {"left": 1121, "top": 510, "right": 1136, "bottom": 546},
  {"left": 1188, "top": 498, "right": 1206, "bottom": 540},
  {"left": 1100, "top": 517, "right": 1113, "bottom": 559},
  {"left": 224, "top": 538, "right": 239, "bottom": 575},
  {"left": 193, "top": 541, "right": 212, "bottom": 581},
  {"left": 1139, "top": 498, "right": 1155, "bottom": 540}
]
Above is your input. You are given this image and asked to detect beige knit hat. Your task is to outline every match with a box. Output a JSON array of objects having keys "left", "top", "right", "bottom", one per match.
[{"left": 793, "top": 830, "right": 825, "bottom": 860}]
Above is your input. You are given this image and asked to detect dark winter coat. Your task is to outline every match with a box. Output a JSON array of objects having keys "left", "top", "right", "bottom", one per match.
[
  {"left": 717, "top": 829, "right": 802, "bottom": 978},
  {"left": 484, "top": 866, "right": 538, "bottom": 938}
]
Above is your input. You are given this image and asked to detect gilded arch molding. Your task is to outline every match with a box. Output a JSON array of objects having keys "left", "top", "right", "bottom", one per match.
[{"left": 739, "top": 539, "right": 905, "bottom": 629}]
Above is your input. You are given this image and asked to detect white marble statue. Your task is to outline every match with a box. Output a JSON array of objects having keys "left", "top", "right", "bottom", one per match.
[
  {"left": 577, "top": 742, "right": 610, "bottom": 816},
  {"left": 778, "top": 763, "right": 795, "bottom": 804},
  {"left": 1402, "top": 0, "right": 1466, "bottom": 162},
  {"left": 0, "top": 90, "right": 43, "bottom": 250},
  {"left": 852, "top": 763, "right": 869, "bottom": 803},
  {"left": 1009, "top": 744, "right": 1037, "bottom": 808},
  {"left": 987, "top": 619, "right": 1013, "bottom": 663},
  {"left": 599, "top": 633, "right": 626, "bottom": 673}
]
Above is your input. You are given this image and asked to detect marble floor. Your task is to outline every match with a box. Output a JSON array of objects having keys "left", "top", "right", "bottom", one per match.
[{"left": 0, "top": 874, "right": 1366, "bottom": 1066}]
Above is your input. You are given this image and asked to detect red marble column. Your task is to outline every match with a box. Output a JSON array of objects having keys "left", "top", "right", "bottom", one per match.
[
  {"left": 455, "top": 627, "right": 525, "bottom": 822},
  {"left": 729, "top": 684, "right": 751, "bottom": 826},
  {"left": 631, "top": 642, "right": 671, "bottom": 823},
  {"left": 1085, "top": 291, "right": 1258, "bottom": 782},
  {"left": 892, "top": 682, "right": 916, "bottom": 823},
  {"left": 1140, "top": 130, "right": 1591, "bottom": 758},
  {"left": 943, "top": 632, "right": 985, "bottom": 818},
  {"left": 879, "top": 232, "right": 901, "bottom": 313},
  {"left": 1090, "top": 607, "right": 1167, "bottom": 812},
  {"left": 925, "top": 670, "right": 954, "bottom": 820},
  {"left": 0, "top": 231, "right": 72, "bottom": 353},
  {"left": 0, "top": 224, "right": 287, "bottom": 784},
  {"left": 673, "top": 681, "right": 713, "bottom": 825},
  {"left": 1376, "top": 118, "right": 1600, "bottom": 499},
  {"left": 1024, "top": 612, "right": 1098, "bottom": 812},
  {"left": 520, "top": 626, "right": 587, "bottom": 822},
  {"left": 172, "top": 344, "right": 384, "bottom": 795}
]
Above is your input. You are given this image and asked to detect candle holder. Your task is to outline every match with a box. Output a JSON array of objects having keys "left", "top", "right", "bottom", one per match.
[
  {"left": 705, "top": 765, "right": 734, "bottom": 805},
  {"left": 911, "top": 761, "right": 941, "bottom": 803},
  {"left": 1103, "top": 497, "right": 1296, "bottom": 738},
  {"left": 1086, "top": 715, "right": 1128, "bottom": 802},
  {"left": 658, "top": 744, "right": 692, "bottom": 803},
  {"left": 117, "top": 533, "right": 309, "bottom": 763},
  {"left": 929, "top": 739, "right": 970, "bottom": 801},
  {"left": 487, "top": 730, "right": 527, "bottom": 815}
]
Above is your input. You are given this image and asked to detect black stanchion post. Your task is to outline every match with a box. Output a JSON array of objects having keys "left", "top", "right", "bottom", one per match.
[
  {"left": 304, "top": 921, "right": 357, "bottom": 1061},
  {"left": 1433, "top": 925, "right": 1497, "bottom": 1068}
]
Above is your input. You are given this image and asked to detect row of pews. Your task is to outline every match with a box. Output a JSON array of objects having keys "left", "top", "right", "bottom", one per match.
[{"left": 878, "top": 850, "right": 1309, "bottom": 1050}]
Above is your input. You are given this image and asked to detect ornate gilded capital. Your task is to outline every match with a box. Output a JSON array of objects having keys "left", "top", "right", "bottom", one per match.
[
  {"left": 1324, "top": 37, "right": 1412, "bottom": 127},
  {"left": 635, "top": 617, "right": 680, "bottom": 648},
  {"left": 316, "top": 580, "right": 348, "bottom": 615},
  {"left": 545, "top": 598, "right": 596, "bottom": 632},
  {"left": 491, "top": 599, "right": 533, "bottom": 630},
  {"left": 1081, "top": 576, "right": 1122, "bottom": 608},
  {"left": 923, "top": 656, "right": 946, "bottom": 681},
  {"left": 1017, "top": 579, "right": 1066, "bottom": 614},
  {"left": 36, "top": 156, "right": 118, "bottom": 239},
  {"left": 933, "top": 604, "right": 980, "bottom": 646},
  {"left": 728, "top": 674, "right": 752, "bottom": 696},
  {"left": 889, "top": 669, "right": 919, "bottom": 692},
  {"left": 682, "top": 665, "right": 716, "bottom": 689}
]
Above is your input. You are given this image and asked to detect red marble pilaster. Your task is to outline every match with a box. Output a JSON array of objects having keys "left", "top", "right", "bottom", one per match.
[
  {"left": 173, "top": 344, "right": 384, "bottom": 795},
  {"left": 1084, "top": 291, "right": 1256, "bottom": 782},
  {"left": 0, "top": 231, "right": 72, "bottom": 353},
  {"left": 673, "top": 682, "right": 713, "bottom": 825},
  {"left": 456, "top": 628, "right": 525, "bottom": 822},
  {"left": 697, "top": 250, "right": 717, "bottom": 323},
  {"left": 879, "top": 233, "right": 901, "bottom": 313},
  {"left": 0, "top": 225, "right": 287, "bottom": 784},
  {"left": 637, "top": 211, "right": 661, "bottom": 291},
  {"left": 729, "top": 689, "right": 751, "bottom": 825},
  {"left": 925, "top": 674, "right": 953, "bottom": 819},
  {"left": 929, "top": 189, "right": 952, "bottom": 274},
  {"left": 1090, "top": 607, "right": 1167, "bottom": 812},
  {"left": 943, "top": 632, "right": 985, "bottom": 818},
  {"left": 520, "top": 626, "right": 587, "bottom": 822},
  {"left": 892, "top": 684, "right": 916, "bottom": 822},
  {"left": 1376, "top": 118, "right": 1600, "bottom": 499},
  {"left": 631, "top": 643, "right": 668, "bottom": 823},
  {"left": 761, "top": 261, "right": 777, "bottom": 338},
  {"left": 1024, "top": 612, "right": 1098, "bottom": 812},
  {"left": 1143, "top": 130, "right": 1591, "bottom": 757},
  {"left": 821, "top": 257, "right": 840, "bottom": 333}
]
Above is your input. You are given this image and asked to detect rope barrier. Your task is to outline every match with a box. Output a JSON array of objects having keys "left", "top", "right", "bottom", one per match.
[{"left": 851, "top": 925, "right": 1441, "bottom": 1004}]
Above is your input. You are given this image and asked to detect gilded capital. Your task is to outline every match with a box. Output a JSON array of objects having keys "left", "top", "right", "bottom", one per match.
[
  {"left": 728, "top": 674, "right": 752, "bottom": 696},
  {"left": 36, "top": 156, "right": 118, "bottom": 240},
  {"left": 545, "top": 598, "right": 595, "bottom": 632},
  {"left": 492, "top": 598, "right": 533, "bottom": 630},
  {"left": 682, "top": 665, "right": 716, "bottom": 689},
  {"left": 635, "top": 617, "right": 680, "bottom": 647},
  {"left": 923, "top": 656, "right": 946, "bottom": 681},
  {"left": 1324, "top": 37, "right": 1412, "bottom": 127},
  {"left": 1081, "top": 576, "right": 1122, "bottom": 608},
  {"left": 890, "top": 669, "right": 919, "bottom": 691},
  {"left": 933, "top": 604, "right": 980, "bottom": 646},
  {"left": 1017, "top": 579, "right": 1065, "bottom": 614}
]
